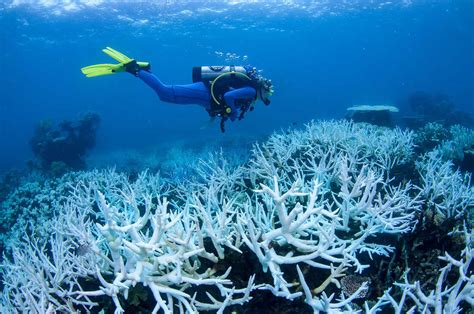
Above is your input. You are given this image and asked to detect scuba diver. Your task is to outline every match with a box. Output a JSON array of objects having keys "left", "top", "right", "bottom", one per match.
[{"left": 81, "top": 47, "right": 273, "bottom": 132}]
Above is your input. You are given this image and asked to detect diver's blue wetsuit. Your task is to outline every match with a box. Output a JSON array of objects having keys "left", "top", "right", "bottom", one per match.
[{"left": 138, "top": 70, "right": 256, "bottom": 121}]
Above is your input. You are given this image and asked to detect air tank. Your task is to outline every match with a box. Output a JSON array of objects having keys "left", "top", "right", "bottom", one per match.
[{"left": 192, "top": 65, "right": 248, "bottom": 83}]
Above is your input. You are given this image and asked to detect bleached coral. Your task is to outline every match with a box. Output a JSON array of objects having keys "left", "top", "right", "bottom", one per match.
[
  {"left": 1, "top": 119, "right": 472, "bottom": 313},
  {"left": 1, "top": 168, "right": 252, "bottom": 313},
  {"left": 379, "top": 226, "right": 474, "bottom": 313},
  {"left": 417, "top": 150, "right": 474, "bottom": 219},
  {"left": 237, "top": 161, "right": 418, "bottom": 304},
  {"left": 437, "top": 124, "right": 474, "bottom": 162},
  {"left": 1, "top": 202, "right": 99, "bottom": 312},
  {"left": 248, "top": 120, "right": 415, "bottom": 187},
  {"left": 80, "top": 191, "right": 251, "bottom": 313}
]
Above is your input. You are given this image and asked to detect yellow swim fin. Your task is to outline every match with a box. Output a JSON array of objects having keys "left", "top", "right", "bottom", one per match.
[
  {"left": 102, "top": 47, "right": 133, "bottom": 63},
  {"left": 81, "top": 63, "right": 123, "bottom": 77},
  {"left": 81, "top": 47, "right": 150, "bottom": 78}
]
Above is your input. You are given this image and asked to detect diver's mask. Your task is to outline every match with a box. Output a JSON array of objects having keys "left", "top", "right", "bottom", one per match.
[{"left": 245, "top": 66, "right": 273, "bottom": 105}]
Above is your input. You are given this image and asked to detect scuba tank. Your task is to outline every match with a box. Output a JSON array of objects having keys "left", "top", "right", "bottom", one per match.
[{"left": 192, "top": 66, "right": 248, "bottom": 83}]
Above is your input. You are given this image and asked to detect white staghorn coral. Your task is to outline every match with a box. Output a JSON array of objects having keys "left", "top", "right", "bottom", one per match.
[
  {"left": 437, "top": 124, "right": 474, "bottom": 162},
  {"left": 378, "top": 226, "right": 474, "bottom": 314},
  {"left": 1, "top": 119, "right": 472, "bottom": 313},
  {"left": 79, "top": 191, "right": 247, "bottom": 313},
  {"left": 237, "top": 160, "right": 418, "bottom": 301},
  {"left": 417, "top": 150, "right": 474, "bottom": 219}
]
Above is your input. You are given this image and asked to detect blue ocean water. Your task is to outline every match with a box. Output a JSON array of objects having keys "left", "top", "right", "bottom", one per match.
[{"left": 0, "top": 0, "right": 473, "bottom": 174}]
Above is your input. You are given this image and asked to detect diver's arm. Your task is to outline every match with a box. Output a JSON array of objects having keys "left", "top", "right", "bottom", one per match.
[
  {"left": 138, "top": 70, "right": 210, "bottom": 106},
  {"left": 223, "top": 87, "right": 256, "bottom": 121}
]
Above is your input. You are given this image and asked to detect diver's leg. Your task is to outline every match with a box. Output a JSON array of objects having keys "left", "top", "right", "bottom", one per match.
[
  {"left": 171, "top": 84, "right": 211, "bottom": 106},
  {"left": 138, "top": 70, "right": 210, "bottom": 107},
  {"left": 138, "top": 70, "right": 175, "bottom": 102}
]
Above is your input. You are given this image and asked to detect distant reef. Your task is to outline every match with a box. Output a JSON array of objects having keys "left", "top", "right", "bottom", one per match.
[
  {"left": 29, "top": 112, "right": 101, "bottom": 176},
  {"left": 403, "top": 91, "right": 474, "bottom": 129}
]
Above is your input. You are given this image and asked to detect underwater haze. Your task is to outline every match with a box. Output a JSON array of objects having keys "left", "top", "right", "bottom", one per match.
[{"left": 0, "top": 0, "right": 473, "bottom": 173}]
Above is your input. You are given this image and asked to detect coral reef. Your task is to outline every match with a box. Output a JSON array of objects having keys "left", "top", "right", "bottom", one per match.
[
  {"left": 414, "top": 122, "right": 450, "bottom": 153},
  {"left": 1, "top": 120, "right": 473, "bottom": 313},
  {"left": 415, "top": 123, "right": 474, "bottom": 173},
  {"left": 29, "top": 112, "right": 101, "bottom": 173},
  {"left": 346, "top": 105, "right": 399, "bottom": 127},
  {"left": 404, "top": 91, "right": 474, "bottom": 128},
  {"left": 86, "top": 135, "right": 258, "bottom": 182},
  {"left": 0, "top": 170, "right": 23, "bottom": 203},
  {"left": 437, "top": 125, "right": 474, "bottom": 167}
]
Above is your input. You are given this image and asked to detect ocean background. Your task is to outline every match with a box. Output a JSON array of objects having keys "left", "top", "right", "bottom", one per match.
[{"left": 0, "top": 0, "right": 473, "bottom": 175}]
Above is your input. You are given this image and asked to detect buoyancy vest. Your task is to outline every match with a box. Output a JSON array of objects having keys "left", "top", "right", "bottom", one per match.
[{"left": 192, "top": 66, "right": 258, "bottom": 117}]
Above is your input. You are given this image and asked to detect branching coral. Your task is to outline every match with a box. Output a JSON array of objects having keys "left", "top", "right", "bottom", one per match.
[
  {"left": 380, "top": 226, "right": 474, "bottom": 313},
  {"left": 1, "top": 119, "right": 472, "bottom": 313},
  {"left": 417, "top": 150, "right": 474, "bottom": 219}
]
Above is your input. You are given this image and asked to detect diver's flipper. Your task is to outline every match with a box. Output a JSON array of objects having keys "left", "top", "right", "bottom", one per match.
[
  {"left": 81, "top": 63, "right": 123, "bottom": 77},
  {"left": 81, "top": 47, "right": 151, "bottom": 78},
  {"left": 102, "top": 47, "right": 133, "bottom": 63}
]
